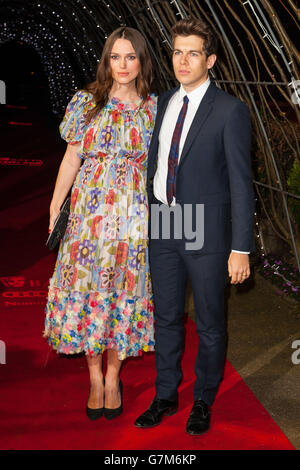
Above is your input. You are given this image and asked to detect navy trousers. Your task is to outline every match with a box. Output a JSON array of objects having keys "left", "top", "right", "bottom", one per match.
[{"left": 149, "top": 200, "right": 228, "bottom": 406}]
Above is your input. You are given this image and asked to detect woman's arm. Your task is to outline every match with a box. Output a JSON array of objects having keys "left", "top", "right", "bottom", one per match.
[{"left": 49, "top": 143, "right": 82, "bottom": 231}]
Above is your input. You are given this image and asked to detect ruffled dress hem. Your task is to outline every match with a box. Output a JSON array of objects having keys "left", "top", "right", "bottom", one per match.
[
  {"left": 44, "top": 279, "right": 155, "bottom": 361},
  {"left": 42, "top": 332, "right": 155, "bottom": 361}
]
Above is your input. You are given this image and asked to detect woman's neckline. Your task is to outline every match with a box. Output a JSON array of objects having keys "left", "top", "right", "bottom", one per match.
[{"left": 109, "top": 95, "right": 142, "bottom": 104}]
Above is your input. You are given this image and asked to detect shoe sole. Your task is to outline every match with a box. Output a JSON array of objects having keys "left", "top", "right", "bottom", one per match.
[{"left": 134, "top": 408, "right": 178, "bottom": 428}]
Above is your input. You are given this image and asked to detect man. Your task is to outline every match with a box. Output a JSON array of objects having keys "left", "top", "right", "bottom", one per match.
[{"left": 134, "top": 18, "right": 255, "bottom": 435}]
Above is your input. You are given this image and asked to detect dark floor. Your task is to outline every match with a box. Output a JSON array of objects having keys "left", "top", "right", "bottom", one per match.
[{"left": 187, "top": 270, "right": 300, "bottom": 449}]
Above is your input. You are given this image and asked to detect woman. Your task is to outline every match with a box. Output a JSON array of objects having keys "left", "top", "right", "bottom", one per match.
[{"left": 44, "top": 27, "right": 156, "bottom": 421}]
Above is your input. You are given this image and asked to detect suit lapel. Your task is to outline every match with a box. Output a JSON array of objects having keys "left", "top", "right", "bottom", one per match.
[{"left": 178, "top": 82, "right": 217, "bottom": 169}]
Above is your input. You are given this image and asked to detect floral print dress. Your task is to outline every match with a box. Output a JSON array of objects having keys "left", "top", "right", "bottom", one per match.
[{"left": 44, "top": 90, "right": 157, "bottom": 360}]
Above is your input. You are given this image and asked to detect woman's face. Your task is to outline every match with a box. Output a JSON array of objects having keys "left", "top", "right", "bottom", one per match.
[{"left": 109, "top": 38, "right": 140, "bottom": 87}]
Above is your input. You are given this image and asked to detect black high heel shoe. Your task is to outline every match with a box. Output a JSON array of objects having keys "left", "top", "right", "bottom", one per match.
[
  {"left": 86, "top": 381, "right": 104, "bottom": 420},
  {"left": 104, "top": 380, "right": 123, "bottom": 420},
  {"left": 86, "top": 404, "right": 104, "bottom": 421}
]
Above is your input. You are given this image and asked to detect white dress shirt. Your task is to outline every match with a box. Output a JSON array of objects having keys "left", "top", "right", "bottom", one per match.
[
  {"left": 153, "top": 78, "right": 249, "bottom": 254},
  {"left": 154, "top": 78, "right": 210, "bottom": 207}
]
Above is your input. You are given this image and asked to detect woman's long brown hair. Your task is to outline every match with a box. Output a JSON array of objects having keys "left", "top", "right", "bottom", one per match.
[{"left": 84, "top": 27, "right": 153, "bottom": 124}]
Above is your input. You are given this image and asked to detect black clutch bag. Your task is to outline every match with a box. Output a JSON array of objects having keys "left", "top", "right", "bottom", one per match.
[{"left": 46, "top": 197, "right": 71, "bottom": 250}]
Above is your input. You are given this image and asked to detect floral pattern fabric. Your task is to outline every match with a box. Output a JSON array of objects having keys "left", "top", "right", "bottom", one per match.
[{"left": 44, "top": 90, "right": 157, "bottom": 360}]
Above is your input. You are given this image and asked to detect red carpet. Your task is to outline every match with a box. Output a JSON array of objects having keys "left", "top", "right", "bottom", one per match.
[
  {"left": 0, "top": 254, "right": 295, "bottom": 450},
  {"left": 0, "top": 106, "right": 295, "bottom": 450}
]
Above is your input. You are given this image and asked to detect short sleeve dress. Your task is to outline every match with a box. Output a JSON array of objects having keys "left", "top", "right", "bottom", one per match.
[{"left": 43, "top": 90, "right": 157, "bottom": 360}]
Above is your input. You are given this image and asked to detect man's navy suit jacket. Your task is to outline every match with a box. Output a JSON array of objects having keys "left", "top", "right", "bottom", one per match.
[{"left": 147, "top": 82, "right": 255, "bottom": 255}]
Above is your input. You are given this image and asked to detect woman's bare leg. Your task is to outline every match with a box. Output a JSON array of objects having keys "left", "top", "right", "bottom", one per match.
[
  {"left": 105, "top": 350, "right": 122, "bottom": 409},
  {"left": 86, "top": 354, "right": 104, "bottom": 409}
]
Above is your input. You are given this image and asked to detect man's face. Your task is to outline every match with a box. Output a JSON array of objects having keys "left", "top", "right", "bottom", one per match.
[{"left": 172, "top": 35, "right": 216, "bottom": 92}]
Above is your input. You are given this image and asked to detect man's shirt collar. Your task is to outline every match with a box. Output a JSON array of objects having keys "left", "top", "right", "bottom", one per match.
[{"left": 177, "top": 77, "right": 211, "bottom": 108}]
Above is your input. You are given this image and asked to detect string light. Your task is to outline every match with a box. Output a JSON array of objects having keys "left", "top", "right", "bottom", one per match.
[
  {"left": 254, "top": 199, "right": 300, "bottom": 298},
  {"left": 1, "top": 0, "right": 181, "bottom": 114},
  {"left": 0, "top": 1, "right": 112, "bottom": 115}
]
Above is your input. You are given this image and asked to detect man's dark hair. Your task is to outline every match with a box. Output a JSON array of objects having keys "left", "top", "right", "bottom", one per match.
[{"left": 171, "top": 18, "right": 218, "bottom": 57}]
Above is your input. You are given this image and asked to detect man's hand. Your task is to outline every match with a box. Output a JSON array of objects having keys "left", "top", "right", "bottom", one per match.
[{"left": 228, "top": 252, "right": 250, "bottom": 284}]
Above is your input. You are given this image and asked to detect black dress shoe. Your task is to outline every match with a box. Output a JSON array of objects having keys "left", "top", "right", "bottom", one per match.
[
  {"left": 134, "top": 398, "right": 178, "bottom": 428},
  {"left": 103, "top": 380, "right": 123, "bottom": 420},
  {"left": 86, "top": 405, "right": 104, "bottom": 421},
  {"left": 186, "top": 399, "right": 210, "bottom": 435}
]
